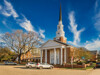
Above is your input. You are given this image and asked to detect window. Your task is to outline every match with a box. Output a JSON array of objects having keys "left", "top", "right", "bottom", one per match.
[
  {"left": 58, "top": 26, "right": 60, "bottom": 29},
  {"left": 58, "top": 33, "right": 60, "bottom": 35}
]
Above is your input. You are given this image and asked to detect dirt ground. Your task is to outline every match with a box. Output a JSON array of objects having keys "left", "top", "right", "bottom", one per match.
[{"left": 0, "top": 65, "right": 98, "bottom": 75}]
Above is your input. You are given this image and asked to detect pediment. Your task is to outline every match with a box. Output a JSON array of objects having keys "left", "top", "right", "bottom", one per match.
[{"left": 41, "top": 40, "right": 62, "bottom": 48}]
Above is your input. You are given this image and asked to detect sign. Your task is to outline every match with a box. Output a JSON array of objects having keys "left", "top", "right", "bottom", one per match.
[{"left": 82, "top": 56, "right": 85, "bottom": 59}]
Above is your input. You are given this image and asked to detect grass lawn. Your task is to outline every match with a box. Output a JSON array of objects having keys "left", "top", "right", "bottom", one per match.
[
  {"left": 65, "top": 63, "right": 96, "bottom": 70},
  {"left": 65, "top": 67, "right": 93, "bottom": 70},
  {"left": 66, "top": 67, "right": 86, "bottom": 70}
]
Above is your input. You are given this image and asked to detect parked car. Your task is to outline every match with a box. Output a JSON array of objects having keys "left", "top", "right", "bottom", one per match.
[
  {"left": 96, "top": 62, "right": 100, "bottom": 68},
  {"left": 26, "top": 62, "right": 36, "bottom": 68},
  {"left": 4, "top": 61, "right": 17, "bottom": 65},
  {"left": 36, "top": 63, "right": 54, "bottom": 69}
]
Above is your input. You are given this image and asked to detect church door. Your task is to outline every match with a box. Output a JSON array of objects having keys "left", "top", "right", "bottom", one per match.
[
  {"left": 50, "top": 50, "right": 54, "bottom": 64},
  {"left": 56, "top": 49, "right": 59, "bottom": 64}
]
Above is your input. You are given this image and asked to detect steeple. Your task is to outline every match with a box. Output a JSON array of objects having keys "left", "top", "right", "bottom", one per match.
[
  {"left": 59, "top": 4, "right": 62, "bottom": 21},
  {"left": 54, "top": 4, "right": 67, "bottom": 43}
]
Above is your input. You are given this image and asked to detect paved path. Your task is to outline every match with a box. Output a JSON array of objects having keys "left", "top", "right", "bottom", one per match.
[
  {"left": 88, "top": 68, "right": 100, "bottom": 75},
  {"left": 0, "top": 65, "right": 98, "bottom": 75}
]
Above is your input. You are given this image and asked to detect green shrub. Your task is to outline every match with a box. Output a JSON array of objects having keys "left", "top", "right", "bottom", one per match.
[{"left": 77, "top": 62, "right": 83, "bottom": 65}]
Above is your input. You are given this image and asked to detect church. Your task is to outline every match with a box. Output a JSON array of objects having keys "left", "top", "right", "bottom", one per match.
[{"left": 40, "top": 5, "right": 75, "bottom": 65}]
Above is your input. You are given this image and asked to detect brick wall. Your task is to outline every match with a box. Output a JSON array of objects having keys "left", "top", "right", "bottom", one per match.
[
  {"left": 47, "top": 50, "right": 50, "bottom": 64},
  {"left": 57, "top": 36, "right": 66, "bottom": 43},
  {"left": 42, "top": 50, "right": 45, "bottom": 63}
]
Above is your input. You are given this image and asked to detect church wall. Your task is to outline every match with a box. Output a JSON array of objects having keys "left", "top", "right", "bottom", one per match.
[
  {"left": 66, "top": 47, "right": 71, "bottom": 63},
  {"left": 47, "top": 50, "right": 50, "bottom": 64},
  {"left": 66, "top": 48, "right": 67, "bottom": 63},
  {"left": 59, "top": 36, "right": 66, "bottom": 43},
  {"left": 63, "top": 48, "right": 64, "bottom": 64},
  {"left": 66, "top": 47, "right": 74, "bottom": 63},
  {"left": 59, "top": 48, "right": 61, "bottom": 65},
  {"left": 42, "top": 50, "right": 45, "bottom": 63}
]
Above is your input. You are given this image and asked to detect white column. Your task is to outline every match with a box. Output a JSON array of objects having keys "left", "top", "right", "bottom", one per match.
[
  {"left": 60, "top": 48, "right": 62, "bottom": 65},
  {"left": 64, "top": 48, "right": 66, "bottom": 63},
  {"left": 54, "top": 48, "right": 56, "bottom": 65},
  {"left": 40, "top": 49, "right": 42, "bottom": 63},
  {"left": 45, "top": 49, "right": 47, "bottom": 63}
]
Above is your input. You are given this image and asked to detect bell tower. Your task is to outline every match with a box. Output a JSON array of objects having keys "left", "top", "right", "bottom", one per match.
[{"left": 54, "top": 4, "right": 67, "bottom": 43}]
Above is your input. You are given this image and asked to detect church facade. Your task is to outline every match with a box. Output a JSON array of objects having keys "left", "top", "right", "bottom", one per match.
[{"left": 40, "top": 5, "right": 74, "bottom": 65}]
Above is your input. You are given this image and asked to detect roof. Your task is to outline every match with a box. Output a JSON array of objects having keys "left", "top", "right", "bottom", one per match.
[
  {"left": 90, "top": 50, "right": 98, "bottom": 55},
  {"left": 54, "top": 40, "right": 70, "bottom": 46},
  {"left": 40, "top": 39, "right": 71, "bottom": 48}
]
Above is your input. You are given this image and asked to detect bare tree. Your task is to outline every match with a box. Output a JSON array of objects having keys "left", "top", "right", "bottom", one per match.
[{"left": 2, "top": 30, "right": 42, "bottom": 64}]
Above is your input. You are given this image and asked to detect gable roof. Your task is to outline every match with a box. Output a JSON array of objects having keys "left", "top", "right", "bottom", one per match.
[{"left": 41, "top": 40, "right": 71, "bottom": 48}]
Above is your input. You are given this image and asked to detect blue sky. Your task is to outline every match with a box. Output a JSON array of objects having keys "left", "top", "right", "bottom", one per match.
[{"left": 0, "top": 0, "right": 100, "bottom": 50}]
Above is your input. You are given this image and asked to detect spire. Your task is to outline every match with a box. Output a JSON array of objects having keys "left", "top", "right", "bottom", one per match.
[{"left": 59, "top": 4, "right": 62, "bottom": 21}]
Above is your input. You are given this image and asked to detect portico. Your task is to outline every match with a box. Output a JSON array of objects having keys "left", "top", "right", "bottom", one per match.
[{"left": 40, "top": 40, "right": 69, "bottom": 65}]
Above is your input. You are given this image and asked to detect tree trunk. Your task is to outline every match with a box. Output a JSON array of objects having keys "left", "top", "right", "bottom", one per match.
[
  {"left": 18, "top": 49, "right": 22, "bottom": 64},
  {"left": 18, "top": 55, "right": 21, "bottom": 64}
]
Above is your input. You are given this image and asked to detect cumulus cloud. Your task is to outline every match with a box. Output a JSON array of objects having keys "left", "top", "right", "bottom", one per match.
[
  {"left": 39, "top": 28, "right": 45, "bottom": 39},
  {"left": 68, "top": 11, "right": 85, "bottom": 46},
  {"left": 0, "top": 0, "right": 18, "bottom": 18},
  {"left": 17, "top": 15, "right": 35, "bottom": 32},
  {"left": 85, "top": 37, "right": 100, "bottom": 50}
]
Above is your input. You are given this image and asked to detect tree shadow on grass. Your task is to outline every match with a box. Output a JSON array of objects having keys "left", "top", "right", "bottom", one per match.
[
  {"left": 14, "top": 67, "right": 52, "bottom": 70},
  {"left": 14, "top": 67, "right": 37, "bottom": 70}
]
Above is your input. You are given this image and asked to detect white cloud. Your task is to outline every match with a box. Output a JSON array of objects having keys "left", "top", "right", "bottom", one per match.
[
  {"left": 2, "top": 20, "right": 12, "bottom": 30},
  {"left": 0, "top": 6, "right": 1, "bottom": 9},
  {"left": 94, "top": 0, "right": 100, "bottom": 31},
  {"left": 68, "top": 11, "right": 85, "bottom": 46},
  {"left": 84, "top": 0, "right": 100, "bottom": 50},
  {"left": 17, "top": 15, "right": 35, "bottom": 32},
  {"left": 0, "top": 0, "right": 45, "bottom": 40},
  {"left": 0, "top": 0, "right": 18, "bottom": 18},
  {"left": 2, "top": 20, "right": 6, "bottom": 25},
  {"left": 94, "top": 11, "right": 100, "bottom": 31},
  {"left": 95, "top": 0, "right": 98, "bottom": 11},
  {"left": 99, "top": 35, "right": 100, "bottom": 37},
  {"left": 0, "top": 34, "right": 2, "bottom": 37},
  {"left": 39, "top": 28, "right": 45, "bottom": 38},
  {"left": 0, "top": 34, "right": 4, "bottom": 43},
  {"left": 0, "top": 0, "right": 34, "bottom": 32},
  {"left": 85, "top": 37, "right": 100, "bottom": 50}
]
